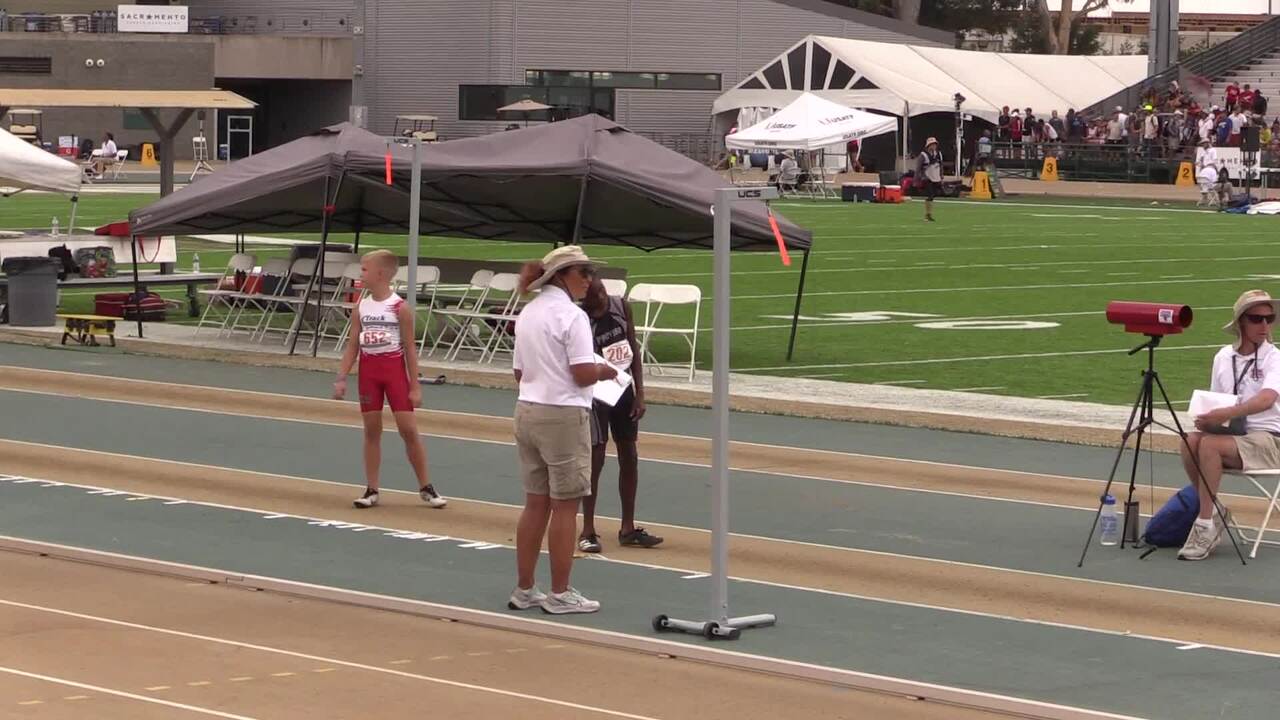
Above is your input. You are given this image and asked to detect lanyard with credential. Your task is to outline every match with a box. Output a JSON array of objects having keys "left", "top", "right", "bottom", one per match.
[{"left": 1232, "top": 355, "right": 1256, "bottom": 395}]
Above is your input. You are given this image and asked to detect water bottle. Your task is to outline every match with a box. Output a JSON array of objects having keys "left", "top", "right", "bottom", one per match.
[
  {"left": 50, "top": 217, "right": 59, "bottom": 237},
  {"left": 1100, "top": 494, "right": 1120, "bottom": 546},
  {"left": 192, "top": 253, "right": 200, "bottom": 274}
]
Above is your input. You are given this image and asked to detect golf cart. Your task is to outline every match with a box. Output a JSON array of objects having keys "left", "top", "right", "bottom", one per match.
[{"left": 394, "top": 115, "right": 439, "bottom": 143}]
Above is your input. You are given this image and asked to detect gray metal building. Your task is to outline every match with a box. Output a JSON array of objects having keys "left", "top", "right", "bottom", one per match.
[
  {"left": 184, "top": 0, "right": 951, "bottom": 140},
  {"left": 3, "top": 1, "right": 950, "bottom": 157}
]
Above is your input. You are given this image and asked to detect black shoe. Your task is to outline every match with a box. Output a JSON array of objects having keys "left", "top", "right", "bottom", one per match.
[
  {"left": 420, "top": 484, "right": 447, "bottom": 508},
  {"left": 577, "top": 534, "right": 602, "bottom": 553},
  {"left": 353, "top": 488, "right": 379, "bottom": 509},
  {"left": 618, "top": 527, "right": 664, "bottom": 548}
]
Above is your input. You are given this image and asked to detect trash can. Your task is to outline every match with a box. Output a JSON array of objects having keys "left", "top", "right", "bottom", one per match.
[{"left": 2, "top": 257, "right": 60, "bottom": 326}]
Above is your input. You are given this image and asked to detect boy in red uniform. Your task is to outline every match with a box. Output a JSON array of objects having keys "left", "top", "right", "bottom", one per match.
[{"left": 333, "top": 249, "right": 446, "bottom": 509}]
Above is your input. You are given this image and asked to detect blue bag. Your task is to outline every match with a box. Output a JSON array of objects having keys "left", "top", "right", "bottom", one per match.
[{"left": 1142, "top": 485, "right": 1200, "bottom": 547}]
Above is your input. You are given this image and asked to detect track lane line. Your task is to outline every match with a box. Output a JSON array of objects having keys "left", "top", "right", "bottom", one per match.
[{"left": 0, "top": 666, "right": 261, "bottom": 719}]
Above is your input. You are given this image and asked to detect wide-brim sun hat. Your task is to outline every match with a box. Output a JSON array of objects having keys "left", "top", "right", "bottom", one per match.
[
  {"left": 526, "top": 245, "right": 604, "bottom": 292},
  {"left": 1223, "top": 289, "right": 1280, "bottom": 349},
  {"left": 925, "top": 136, "right": 939, "bottom": 148}
]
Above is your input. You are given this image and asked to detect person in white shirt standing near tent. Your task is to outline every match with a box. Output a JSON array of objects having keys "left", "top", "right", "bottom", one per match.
[
  {"left": 508, "top": 246, "right": 617, "bottom": 615},
  {"left": 916, "top": 137, "right": 944, "bottom": 223}
]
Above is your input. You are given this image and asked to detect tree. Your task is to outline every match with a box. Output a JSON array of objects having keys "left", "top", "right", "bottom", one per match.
[
  {"left": 1028, "top": 0, "right": 1130, "bottom": 55},
  {"left": 892, "top": 0, "right": 923, "bottom": 23},
  {"left": 1009, "top": 10, "right": 1103, "bottom": 55}
]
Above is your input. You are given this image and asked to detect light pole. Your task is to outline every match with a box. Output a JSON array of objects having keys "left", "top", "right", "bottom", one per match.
[{"left": 953, "top": 93, "right": 966, "bottom": 179}]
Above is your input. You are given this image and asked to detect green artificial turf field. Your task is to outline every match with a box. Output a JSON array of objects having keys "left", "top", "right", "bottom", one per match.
[{"left": 4, "top": 190, "right": 1273, "bottom": 406}]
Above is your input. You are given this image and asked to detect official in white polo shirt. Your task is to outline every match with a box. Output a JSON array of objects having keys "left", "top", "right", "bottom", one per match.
[
  {"left": 507, "top": 245, "right": 617, "bottom": 614},
  {"left": 1181, "top": 290, "right": 1280, "bottom": 561}
]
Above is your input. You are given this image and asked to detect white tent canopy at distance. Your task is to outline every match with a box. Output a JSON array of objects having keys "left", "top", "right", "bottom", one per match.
[
  {"left": 725, "top": 93, "right": 896, "bottom": 151},
  {"left": 0, "top": 127, "right": 81, "bottom": 195},
  {"left": 713, "top": 35, "right": 1149, "bottom": 124}
]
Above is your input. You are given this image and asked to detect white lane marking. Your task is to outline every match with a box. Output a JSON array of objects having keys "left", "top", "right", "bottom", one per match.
[
  {"left": 1177, "top": 644, "right": 1204, "bottom": 651},
  {"left": 733, "top": 275, "right": 1257, "bottom": 301},
  {"left": 7, "top": 473, "right": 1280, "bottom": 662},
  {"left": 1036, "top": 393, "right": 1089, "bottom": 400},
  {"left": 0, "top": 666, "right": 260, "bottom": 719},
  {"left": 0, "top": 600, "right": 663, "bottom": 720},
  {"left": 737, "top": 344, "right": 1221, "bottom": 373},
  {"left": 872, "top": 380, "right": 927, "bottom": 386},
  {"left": 951, "top": 386, "right": 1005, "bottom": 392},
  {"left": 680, "top": 572, "right": 710, "bottom": 580}
]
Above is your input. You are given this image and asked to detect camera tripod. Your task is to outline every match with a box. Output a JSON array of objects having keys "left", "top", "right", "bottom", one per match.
[{"left": 1078, "top": 334, "right": 1247, "bottom": 567}]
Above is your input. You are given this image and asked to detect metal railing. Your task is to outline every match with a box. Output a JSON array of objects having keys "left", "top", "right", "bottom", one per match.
[
  {"left": 637, "top": 132, "right": 725, "bottom": 167},
  {"left": 1084, "top": 15, "right": 1280, "bottom": 118},
  {"left": 990, "top": 141, "right": 1192, "bottom": 183}
]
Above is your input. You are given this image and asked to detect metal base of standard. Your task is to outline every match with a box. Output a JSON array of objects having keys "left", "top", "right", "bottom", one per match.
[{"left": 652, "top": 613, "right": 777, "bottom": 641}]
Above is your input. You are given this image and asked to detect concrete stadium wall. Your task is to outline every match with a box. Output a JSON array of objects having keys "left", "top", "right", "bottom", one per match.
[{"left": 1, "top": 33, "right": 213, "bottom": 160}]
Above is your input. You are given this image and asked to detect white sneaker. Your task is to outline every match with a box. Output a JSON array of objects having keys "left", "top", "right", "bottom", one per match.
[
  {"left": 540, "top": 587, "right": 601, "bottom": 615},
  {"left": 1178, "top": 520, "right": 1223, "bottom": 561},
  {"left": 507, "top": 585, "right": 547, "bottom": 610},
  {"left": 353, "top": 488, "right": 379, "bottom": 509},
  {"left": 420, "top": 484, "right": 447, "bottom": 508}
]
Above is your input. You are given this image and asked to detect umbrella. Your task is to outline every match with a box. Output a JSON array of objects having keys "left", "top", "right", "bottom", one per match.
[{"left": 498, "top": 99, "right": 552, "bottom": 127}]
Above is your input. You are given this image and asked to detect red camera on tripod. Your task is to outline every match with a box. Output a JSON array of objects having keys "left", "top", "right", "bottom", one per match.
[{"left": 1105, "top": 301, "right": 1194, "bottom": 336}]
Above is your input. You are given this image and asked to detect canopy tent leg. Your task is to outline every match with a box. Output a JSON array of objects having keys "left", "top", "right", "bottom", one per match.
[
  {"left": 901, "top": 101, "right": 910, "bottom": 171},
  {"left": 130, "top": 234, "right": 143, "bottom": 339},
  {"left": 571, "top": 176, "right": 589, "bottom": 243},
  {"left": 785, "top": 247, "right": 810, "bottom": 362},
  {"left": 67, "top": 195, "right": 78, "bottom": 238},
  {"left": 138, "top": 107, "right": 195, "bottom": 198},
  {"left": 289, "top": 175, "right": 337, "bottom": 357}
]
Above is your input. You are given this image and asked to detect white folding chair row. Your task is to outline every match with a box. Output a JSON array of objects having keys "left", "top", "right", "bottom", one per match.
[
  {"left": 194, "top": 252, "right": 257, "bottom": 335},
  {"left": 629, "top": 282, "right": 701, "bottom": 381},
  {"left": 314, "top": 262, "right": 366, "bottom": 351},
  {"left": 442, "top": 272, "right": 521, "bottom": 363},
  {"left": 392, "top": 264, "right": 442, "bottom": 357},
  {"left": 471, "top": 273, "right": 524, "bottom": 364},
  {"left": 428, "top": 269, "right": 495, "bottom": 359},
  {"left": 217, "top": 257, "right": 299, "bottom": 340},
  {"left": 1225, "top": 468, "right": 1280, "bottom": 558},
  {"left": 283, "top": 258, "right": 351, "bottom": 347}
]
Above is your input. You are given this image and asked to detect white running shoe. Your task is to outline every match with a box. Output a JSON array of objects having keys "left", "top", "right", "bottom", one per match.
[
  {"left": 507, "top": 585, "right": 547, "bottom": 610},
  {"left": 353, "top": 488, "right": 379, "bottom": 509},
  {"left": 1178, "top": 520, "right": 1223, "bottom": 561},
  {"left": 420, "top": 484, "right": 447, "bottom": 508},
  {"left": 540, "top": 587, "right": 601, "bottom": 615}
]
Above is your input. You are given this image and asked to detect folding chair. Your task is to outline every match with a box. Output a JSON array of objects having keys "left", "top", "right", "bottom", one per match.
[
  {"left": 392, "top": 264, "right": 441, "bottom": 357},
  {"left": 1225, "top": 468, "right": 1280, "bottom": 558},
  {"left": 630, "top": 282, "right": 701, "bottom": 381},
  {"left": 471, "top": 272, "right": 523, "bottom": 364},
  {"left": 246, "top": 258, "right": 312, "bottom": 342},
  {"left": 428, "top": 269, "right": 494, "bottom": 358},
  {"left": 445, "top": 272, "right": 519, "bottom": 363},
  {"left": 602, "top": 278, "right": 628, "bottom": 298},
  {"left": 284, "top": 257, "right": 348, "bottom": 347},
  {"left": 109, "top": 149, "right": 128, "bottom": 180},
  {"left": 317, "top": 262, "right": 365, "bottom": 351},
  {"left": 193, "top": 252, "right": 256, "bottom": 335},
  {"left": 219, "top": 257, "right": 295, "bottom": 338}
]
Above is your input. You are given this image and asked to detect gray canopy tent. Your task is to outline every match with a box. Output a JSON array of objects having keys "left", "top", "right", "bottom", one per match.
[{"left": 130, "top": 117, "right": 814, "bottom": 357}]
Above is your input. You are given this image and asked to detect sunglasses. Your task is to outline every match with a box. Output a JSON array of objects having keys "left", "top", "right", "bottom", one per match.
[
  {"left": 575, "top": 265, "right": 596, "bottom": 279},
  {"left": 1244, "top": 313, "right": 1277, "bottom": 325}
]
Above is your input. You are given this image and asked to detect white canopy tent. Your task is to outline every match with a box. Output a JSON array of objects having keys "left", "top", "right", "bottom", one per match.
[
  {"left": 725, "top": 93, "right": 896, "bottom": 151},
  {"left": 713, "top": 35, "right": 1149, "bottom": 124},
  {"left": 0, "top": 126, "right": 81, "bottom": 194}
]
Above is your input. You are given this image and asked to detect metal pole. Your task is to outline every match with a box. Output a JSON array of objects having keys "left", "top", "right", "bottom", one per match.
[
  {"left": 130, "top": 234, "right": 143, "bottom": 338},
  {"left": 710, "top": 187, "right": 732, "bottom": 625},
  {"left": 406, "top": 138, "right": 421, "bottom": 315}
]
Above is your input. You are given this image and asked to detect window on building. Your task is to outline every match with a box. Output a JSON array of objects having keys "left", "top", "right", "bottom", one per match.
[
  {"left": 458, "top": 85, "right": 615, "bottom": 121},
  {"left": 526, "top": 69, "right": 720, "bottom": 91},
  {"left": 0, "top": 57, "right": 52, "bottom": 74}
]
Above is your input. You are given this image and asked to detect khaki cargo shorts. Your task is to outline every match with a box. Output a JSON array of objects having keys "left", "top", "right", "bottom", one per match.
[{"left": 514, "top": 401, "right": 592, "bottom": 500}]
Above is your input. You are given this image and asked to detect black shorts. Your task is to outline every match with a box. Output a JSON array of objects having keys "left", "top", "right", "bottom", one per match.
[
  {"left": 590, "top": 387, "right": 639, "bottom": 446},
  {"left": 924, "top": 180, "right": 942, "bottom": 200}
]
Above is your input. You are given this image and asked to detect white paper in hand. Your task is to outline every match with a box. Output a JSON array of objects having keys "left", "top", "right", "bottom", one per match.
[
  {"left": 592, "top": 353, "right": 632, "bottom": 407},
  {"left": 1190, "top": 389, "right": 1237, "bottom": 425}
]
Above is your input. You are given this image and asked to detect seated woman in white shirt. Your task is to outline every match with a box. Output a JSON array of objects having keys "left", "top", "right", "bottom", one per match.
[
  {"left": 1181, "top": 290, "right": 1280, "bottom": 560},
  {"left": 92, "top": 132, "right": 118, "bottom": 177}
]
